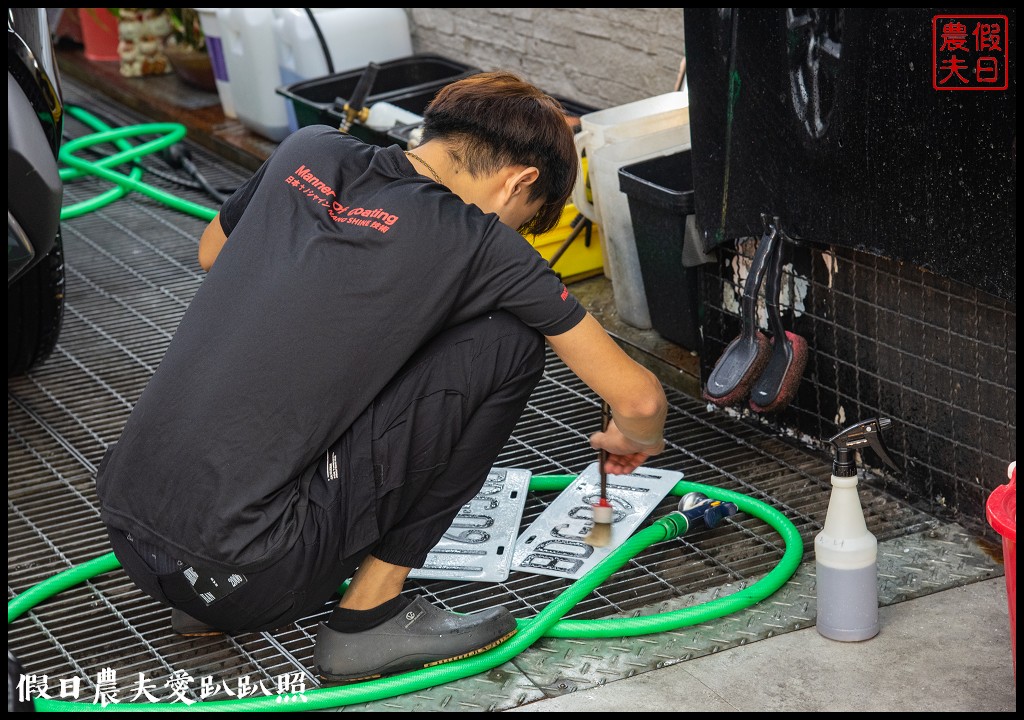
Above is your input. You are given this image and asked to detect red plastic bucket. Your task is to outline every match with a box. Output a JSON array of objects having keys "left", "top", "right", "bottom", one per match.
[{"left": 987, "top": 462, "right": 1016, "bottom": 677}]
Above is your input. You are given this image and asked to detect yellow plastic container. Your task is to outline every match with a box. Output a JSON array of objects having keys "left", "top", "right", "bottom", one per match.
[{"left": 522, "top": 202, "right": 604, "bottom": 284}]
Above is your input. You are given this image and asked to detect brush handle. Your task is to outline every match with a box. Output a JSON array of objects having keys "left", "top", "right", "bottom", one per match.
[
  {"left": 599, "top": 400, "right": 610, "bottom": 498},
  {"left": 740, "top": 224, "right": 779, "bottom": 343},
  {"left": 749, "top": 234, "right": 801, "bottom": 410},
  {"left": 764, "top": 232, "right": 786, "bottom": 339}
]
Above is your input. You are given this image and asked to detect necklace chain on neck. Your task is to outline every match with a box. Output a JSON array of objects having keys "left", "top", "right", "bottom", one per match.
[{"left": 404, "top": 150, "right": 443, "bottom": 185}]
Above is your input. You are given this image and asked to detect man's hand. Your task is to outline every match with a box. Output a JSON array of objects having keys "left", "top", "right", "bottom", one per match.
[
  {"left": 545, "top": 312, "right": 668, "bottom": 475},
  {"left": 589, "top": 418, "right": 665, "bottom": 475},
  {"left": 198, "top": 212, "right": 228, "bottom": 271}
]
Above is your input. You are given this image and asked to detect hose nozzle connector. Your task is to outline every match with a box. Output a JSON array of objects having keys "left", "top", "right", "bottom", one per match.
[
  {"left": 672, "top": 492, "right": 739, "bottom": 536},
  {"left": 335, "top": 62, "right": 380, "bottom": 134},
  {"left": 338, "top": 105, "right": 371, "bottom": 134}
]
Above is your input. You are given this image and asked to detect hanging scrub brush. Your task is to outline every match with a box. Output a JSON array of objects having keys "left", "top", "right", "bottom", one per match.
[
  {"left": 703, "top": 219, "right": 779, "bottom": 406},
  {"left": 583, "top": 400, "right": 613, "bottom": 548},
  {"left": 749, "top": 232, "right": 808, "bottom": 413}
]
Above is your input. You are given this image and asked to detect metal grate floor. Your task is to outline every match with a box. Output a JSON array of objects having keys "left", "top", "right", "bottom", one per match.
[{"left": 8, "top": 79, "right": 998, "bottom": 711}]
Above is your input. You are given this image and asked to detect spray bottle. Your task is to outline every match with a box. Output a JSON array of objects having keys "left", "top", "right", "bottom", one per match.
[{"left": 815, "top": 417, "right": 898, "bottom": 641}]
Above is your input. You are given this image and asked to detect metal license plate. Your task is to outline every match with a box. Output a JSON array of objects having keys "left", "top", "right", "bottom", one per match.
[
  {"left": 510, "top": 463, "right": 682, "bottom": 580},
  {"left": 409, "top": 467, "right": 531, "bottom": 583}
]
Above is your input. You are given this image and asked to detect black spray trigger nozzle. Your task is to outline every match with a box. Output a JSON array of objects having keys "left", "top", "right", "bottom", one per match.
[{"left": 828, "top": 417, "right": 899, "bottom": 478}]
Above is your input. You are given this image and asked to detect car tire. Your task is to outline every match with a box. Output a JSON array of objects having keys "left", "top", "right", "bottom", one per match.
[{"left": 8, "top": 229, "right": 65, "bottom": 378}]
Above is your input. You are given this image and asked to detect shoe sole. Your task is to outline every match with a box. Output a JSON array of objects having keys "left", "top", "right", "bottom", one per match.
[
  {"left": 175, "top": 629, "right": 225, "bottom": 638},
  {"left": 175, "top": 622, "right": 294, "bottom": 638},
  {"left": 317, "top": 627, "right": 518, "bottom": 684}
]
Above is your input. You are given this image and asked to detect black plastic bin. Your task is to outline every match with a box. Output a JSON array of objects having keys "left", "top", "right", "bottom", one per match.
[
  {"left": 618, "top": 150, "right": 702, "bottom": 350},
  {"left": 276, "top": 53, "right": 481, "bottom": 145}
]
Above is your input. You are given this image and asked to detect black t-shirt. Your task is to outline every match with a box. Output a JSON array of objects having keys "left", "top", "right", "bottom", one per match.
[{"left": 96, "top": 126, "right": 586, "bottom": 572}]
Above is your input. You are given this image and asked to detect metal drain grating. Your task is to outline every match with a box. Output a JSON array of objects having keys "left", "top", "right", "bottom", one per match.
[{"left": 8, "top": 79, "right": 944, "bottom": 707}]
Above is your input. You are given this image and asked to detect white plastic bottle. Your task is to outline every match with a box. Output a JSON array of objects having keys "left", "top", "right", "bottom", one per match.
[
  {"left": 195, "top": 8, "right": 235, "bottom": 118},
  {"left": 218, "top": 8, "right": 289, "bottom": 142},
  {"left": 814, "top": 418, "right": 897, "bottom": 641},
  {"left": 364, "top": 102, "right": 423, "bottom": 132}
]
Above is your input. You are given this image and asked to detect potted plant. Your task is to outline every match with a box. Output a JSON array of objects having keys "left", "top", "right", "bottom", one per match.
[{"left": 162, "top": 8, "right": 216, "bottom": 91}]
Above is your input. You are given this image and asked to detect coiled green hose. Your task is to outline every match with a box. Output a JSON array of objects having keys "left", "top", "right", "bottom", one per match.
[
  {"left": 58, "top": 105, "right": 217, "bottom": 222},
  {"left": 10, "top": 477, "right": 802, "bottom": 712}
]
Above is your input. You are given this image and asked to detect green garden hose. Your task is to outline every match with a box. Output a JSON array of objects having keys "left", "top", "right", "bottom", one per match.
[
  {"left": 59, "top": 105, "right": 218, "bottom": 222},
  {"left": 10, "top": 477, "right": 803, "bottom": 712}
]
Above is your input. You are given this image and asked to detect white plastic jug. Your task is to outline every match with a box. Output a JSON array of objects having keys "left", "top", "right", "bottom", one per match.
[
  {"left": 363, "top": 102, "right": 423, "bottom": 133},
  {"left": 275, "top": 9, "right": 413, "bottom": 134},
  {"left": 195, "top": 8, "right": 235, "bottom": 119},
  {"left": 219, "top": 8, "right": 289, "bottom": 142},
  {"left": 573, "top": 92, "right": 690, "bottom": 329}
]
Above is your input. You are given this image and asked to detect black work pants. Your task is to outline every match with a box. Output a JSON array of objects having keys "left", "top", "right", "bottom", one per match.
[{"left": 109, "top": 311, "right": 545, "bottom": 632}]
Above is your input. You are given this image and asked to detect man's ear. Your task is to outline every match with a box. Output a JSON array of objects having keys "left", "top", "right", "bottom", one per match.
[{"left": 503, "top": 166, "right": 540, "bottom": 203}]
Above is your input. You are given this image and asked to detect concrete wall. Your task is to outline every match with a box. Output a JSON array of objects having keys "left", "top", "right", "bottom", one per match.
[{"left": 405, "top": 8, "right": 686, "bottom": 112}]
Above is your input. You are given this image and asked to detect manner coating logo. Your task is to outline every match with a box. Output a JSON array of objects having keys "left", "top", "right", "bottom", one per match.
[{"left": 285, "top": 162, "right": 401, "bottom": 233}]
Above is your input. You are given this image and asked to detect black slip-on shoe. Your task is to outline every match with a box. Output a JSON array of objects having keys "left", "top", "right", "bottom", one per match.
[
  {"left": 171, "top": 608, "right": 223, "bottom": 637},
  {"left": 313, "top": 596, "right": 517, "bottom": 684}
]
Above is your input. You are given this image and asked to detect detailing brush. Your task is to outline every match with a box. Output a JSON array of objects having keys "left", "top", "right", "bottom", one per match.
[
  {"left": 583, "top": 400, "right": 613, "bottom": 548},
  {"left": 749, "top": 233, "right": 807, "bottom": 413},
  {"left": 703, "top": 219, "right": 779, "bottom": 406}
]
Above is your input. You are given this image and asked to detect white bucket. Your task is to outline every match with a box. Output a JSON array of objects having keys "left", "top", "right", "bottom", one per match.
[
  {"left": 195, "top": 8, "right": 235, "bottom": 119},
  {"left": 573, "top": 91, "right": 690, "bottom": 329},
  {"left": 275, "top": 8, "right": 413, "bottom": 133},
  {"left": 218, "top": 8, "right": 289, "bottom": 142}
]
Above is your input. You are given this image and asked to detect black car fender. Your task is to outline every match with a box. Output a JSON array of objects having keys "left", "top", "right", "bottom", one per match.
[{"left": 8, "top": 70, "right": 63, "bottom": 283}]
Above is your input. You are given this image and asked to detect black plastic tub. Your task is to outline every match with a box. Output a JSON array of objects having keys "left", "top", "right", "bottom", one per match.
[
  {"left": 384, "top": 93, "right": 603, "bottom": 151},
  {"left": 276, "top": 53, "right": 481, "bottom": 132},
  {"left": 618, "top": 150, "right": 702, "bottom": 350}
]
